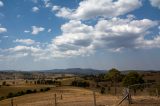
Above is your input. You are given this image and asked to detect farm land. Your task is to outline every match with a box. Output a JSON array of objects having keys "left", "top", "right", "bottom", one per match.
[{"left": 0, "top": 70, "right": 160, "bottom": 106}]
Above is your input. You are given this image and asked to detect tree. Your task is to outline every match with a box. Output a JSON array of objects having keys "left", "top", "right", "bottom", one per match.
[
  {"left": 2, "top": 81, "right": 6, "bottom": 86},
  {"left": 105, "top": 68, "right": 122, "bottom": 95},
  {"left": 122, "top": 72, "right": 144, "bottom": 87},
  {"left": 122, "top": 72, "right": 144, "bottom": 94}
]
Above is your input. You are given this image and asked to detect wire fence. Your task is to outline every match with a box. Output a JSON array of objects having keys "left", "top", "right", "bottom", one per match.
[
  {"left": 0, "top": 84, "right": 160, "bottom": 106},
  {"left": 0, "top": 91, "right": 120, "bottom": 106},
  {"left": 118, "top": 83, "right": 160, "bottom": 106}
]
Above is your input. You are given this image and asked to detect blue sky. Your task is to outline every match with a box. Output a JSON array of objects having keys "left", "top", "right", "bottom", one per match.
[{"left": 0, "top": 0, "right": 160, "bottom": 70}]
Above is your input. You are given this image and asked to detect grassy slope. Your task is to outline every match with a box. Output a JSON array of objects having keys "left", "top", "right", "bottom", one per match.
[{"left": 0, "top": 86, "right": 159, "bottom": 106}]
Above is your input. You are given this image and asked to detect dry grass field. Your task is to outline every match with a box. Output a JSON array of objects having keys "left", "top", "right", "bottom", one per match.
[{"left": 0, "top": 86, "right": 159, "bottom": 106}]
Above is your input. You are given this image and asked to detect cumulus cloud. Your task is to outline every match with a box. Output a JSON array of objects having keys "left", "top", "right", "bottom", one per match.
[
  {"left": 0, "top": 1, "right": 3, "bottom": 7},
  {"left": 93, "top": 18, "right": 158, "bottom": 51},
  {"left": 2, "top": 17, "right": 160, "bottom": 60},
  {"left": 48, "top": 20, "right": 94, "bottom": 57},
  {"left": 55, "top": 0, "right": 142, "bottom": 20},
  {"left": 32, "top": 6, "right": 39, "bottom": 12},
  {"left": 150, "top": 0, "right": 160, "bottom": 9},
  {"left": 14, "top": 39, "right": 37, "bottom": 45},
  {"left": 31, "top": 26, "right": 45, "bottom": 35},
  {"left": 0, "top": 27, "right": 7, "bottom": 33},
  {"left": 50, "top": 18, "right": 159, "bottom": 55}
]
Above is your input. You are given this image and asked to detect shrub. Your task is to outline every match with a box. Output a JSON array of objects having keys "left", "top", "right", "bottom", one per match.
[
  {"left": 71, "top": 80, "right": 90, "bottom": 88},
  {"left": 101, "top": 87, "right": 106, "bottom": 94},
  {"left": 44, "top": 87, "right": 50, "bottom": 91},
  {"left": 7, "top": 92, "right": 14, "bottom": 98},
  {"left": 40, "top": 88, "right": 44, "bottom": 92},
  {"left": 26, "top": 90, "right": 33, "bottom": 94},
  {"left": 2, "top": 81, "right": 6, "bottom": 86},
  {"left": 33, "top": 89, "right": 37, "bottom": 93},
  {"left": 0, "top": 96, "right": 4, "bottom": 101}
]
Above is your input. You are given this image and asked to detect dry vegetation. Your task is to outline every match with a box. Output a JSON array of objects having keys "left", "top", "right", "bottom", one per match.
[
  {"left": 0, "top": 86, "right": 160, "bottom": 106},
  {"left": 0, "top": 71, "right": 160, "bottom": 106}
]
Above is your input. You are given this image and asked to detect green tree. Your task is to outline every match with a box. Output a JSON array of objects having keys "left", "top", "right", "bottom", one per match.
[
  {"left": 122, "top": 72, "right": 144, "bottom": 94},
  {"left": 122, "top": 72, "right": 144, "bottom": 87},
  {"left": 105, "top": 68, "right": 122, "bottom": 95}
]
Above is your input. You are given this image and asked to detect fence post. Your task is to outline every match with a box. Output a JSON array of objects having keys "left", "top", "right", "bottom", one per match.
[
  {"left": 127, "top": 88, "right": 132, "bottom": 104},
  {"left": 11, "top": 98, "right": 14, "bottom": 106},
  {"left": 156, "top": 88, "right": 159, "bottom": 98},
  {"left": 54, "top": 94, "right": 57, "bottom": 106},
  {"left": 61, "top": 94, "right": 63, "bottom": 100},
  {"left": 93, "top": 91, "right": 96, "bottom": 106}
]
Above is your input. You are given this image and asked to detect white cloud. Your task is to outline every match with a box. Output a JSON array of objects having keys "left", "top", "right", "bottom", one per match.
[
  {"left": 32, "top": 6, "right": 39, "bottom": 12},
  {"left": 52, "top": 5, "right": 60, "bottom": 11},
  {"left": 44, "top": 0, "right": 52, "bottom": 8},
  {"left": 0, "top": 27, "right": 7, "bottom": 33},
  {"left": 56, "top": 0, "right": 142, "bottom": 20},
  {"left": 50, "top": 18, "right": 158, "bottom": 55},
  {"left": 1, "top": 17, "right": 160, "bottom": 60},
  {"left": 24, "top": 30, "right": 30, "bottom": 33},
  {"left": 48, "top": 28, "right": 52, "bottom": 32},
  {"left": 31, "top": 26, "right": 45, "bottom": 35},
  {"left": 14, "top": 39, "right": 37, "bottom": 45},
  {"left": 47, "top": 20, "right": 94, "bottom": 57},
  {"left": 3, "top": 45, "right": 48, "bottom": 61},
  {"left": 150, "top": 0, "right": 160, "bottom": 9},
  {"left": 93, "top": 18, "right": 158, "bottom": 51},
  {"left": 0, "top": 1, "right": 4, "bottom": 7},
  {"left": 3, "top": 36, "right": 8, "bottom": 38}
]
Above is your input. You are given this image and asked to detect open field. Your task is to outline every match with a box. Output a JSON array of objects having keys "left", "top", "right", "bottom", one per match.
[{"left": 0, "top": 86, "right": 159, "bottom": 106}]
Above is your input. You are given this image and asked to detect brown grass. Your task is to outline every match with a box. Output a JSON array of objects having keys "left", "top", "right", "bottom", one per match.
[{"left": 0, "top": 86, "right": 159, "bottom": 106}]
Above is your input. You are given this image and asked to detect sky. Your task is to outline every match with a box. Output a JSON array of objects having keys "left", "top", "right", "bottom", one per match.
[{"left": 0, "top": 0, "right": 160, "bottom": 71}]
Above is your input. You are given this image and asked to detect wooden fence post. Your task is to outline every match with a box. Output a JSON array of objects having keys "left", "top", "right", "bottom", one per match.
[
  {"left": 61, "top": 94, "right": 63, "bottom": 100},
  {"left": 93, "top": 91, "right": 96, "bottom": 106},
  {"left": 11, "top": 98, "right": 14, "bottom": 106},
  {"left": 127, "top": 88, "right": 132, "bottom": 104},
  {"left": 156, "top": 88, "right": 159, "bottom": 98},
  {"left": 54, "top": 94, "right": 57, "bottom": 106}
]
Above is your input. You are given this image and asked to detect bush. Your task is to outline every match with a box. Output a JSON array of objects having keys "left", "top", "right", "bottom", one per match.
[
  {"left": 2, "top": 81, "right": 6, "bottom": 86},
  {"left": 108, "top": 86, "right": 111, "bottom": 92},
  {"left": 44, "top": 87, "right": 50, "bottom": 91},
  {"left": 71, "top": 80, "right": 90, "bottom": 88},
  {"left": 0, "top": 96, "right": 4, "bottom": 101},
  {"left": 40, "top": 88, "right": 44, "bottom": 92},
  {"left": 101, "top": 87, "right": 106, "bottom": 94},
  {"left": 7, "top": 92, "right": 14, "bottom": 98},
  {"left": 26, "top": 90, "right": 33, "bottom": 94}
]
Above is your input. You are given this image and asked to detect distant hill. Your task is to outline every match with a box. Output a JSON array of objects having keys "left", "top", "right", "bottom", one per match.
[
  {"left": 44, "top": 68, "right": 105, "bottom": 75},
  {"left": 121, "top": 70, "right": 160, "bottom": 74}
]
